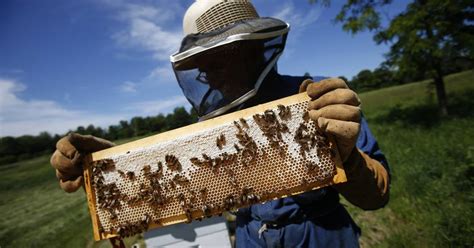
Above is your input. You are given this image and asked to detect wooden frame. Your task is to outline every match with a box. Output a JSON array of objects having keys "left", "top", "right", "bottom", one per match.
[{"left": 83, "top": 92, "right": 347, "bottom": 240}]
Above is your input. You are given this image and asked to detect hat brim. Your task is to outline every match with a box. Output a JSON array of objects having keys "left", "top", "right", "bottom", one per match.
[{"left": 171, "top": 17, "right": 289, "bottom": 69}]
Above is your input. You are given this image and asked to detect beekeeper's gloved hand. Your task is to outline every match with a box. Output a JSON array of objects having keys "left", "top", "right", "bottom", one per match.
[
  {"left": 50, "top": 133, "right": 114, "bottom": 193},
  {"left": 299, "top": 78, "right": 361, "bottom": 163},
  {"left": 300, "top": 78, "right": 389, "bottom": 210}
]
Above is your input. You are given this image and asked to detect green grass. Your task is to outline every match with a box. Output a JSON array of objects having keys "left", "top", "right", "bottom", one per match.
[
  {"left": 347, "top": 70, "right": 474, "bottom": 247},
  {"left": 0, "top": 136, "right": 148, "bottom": 247},
  {"left": 359, "top": 70, "right": 474, "bottom": 114},
  {"left": 0, "top": 156, "right": 92, "bottom": 247},
  {"left": 0, "top": 70, "right": 473, "bottom": 247}
]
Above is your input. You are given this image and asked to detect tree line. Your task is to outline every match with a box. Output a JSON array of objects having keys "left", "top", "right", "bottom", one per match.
[
  {"left": 0, "top": 107, "right": 198, "bottom": 166},
  {"left": 311, "top": 0, "right": 473, "bottom": 115},
  {"left": 341, "top": 57, "right": 471, "bottom": 93}
]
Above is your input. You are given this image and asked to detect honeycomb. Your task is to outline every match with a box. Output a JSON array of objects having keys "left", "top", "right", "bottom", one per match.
[{"left": 83, "top": 94, "right": 346, "bottom": 240}]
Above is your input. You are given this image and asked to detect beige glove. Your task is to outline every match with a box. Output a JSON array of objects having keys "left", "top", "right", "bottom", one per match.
[
  {"left": 333, "top": 148, "right": 390, "bottom": 210},
  {"left": 50, "top": 133, "right": 114, "bottom": 193},
  {"left": 299, "top": 78, "right": 361, "bottom": 162},
  {"left": 300, "top": 78, "right": 389, "bottom": 210}
]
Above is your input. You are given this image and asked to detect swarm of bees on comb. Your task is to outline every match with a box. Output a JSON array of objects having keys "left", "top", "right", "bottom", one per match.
[{"left": 87, "top": 100, "right": 342, "bottom": 240}]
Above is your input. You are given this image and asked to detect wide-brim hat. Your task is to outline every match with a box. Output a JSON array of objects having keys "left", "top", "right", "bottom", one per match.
[
  {"left": 170, "top": 0, "right": 290, "bottom": 120},
  {"left": 170, "top": 0, "right": 289, "bottom": 69},
  {"left": 171, "top": 18, "right": 289, "bottom": 70}
]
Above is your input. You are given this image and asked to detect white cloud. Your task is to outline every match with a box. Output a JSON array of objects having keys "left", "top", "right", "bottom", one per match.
[
  {"left": 108, "top": 2, "right": 183, "bottom": 61},
  {"left": 125, "top": 95, "right": 190, "bottom": 115},
  {"left": 147, "top": 65, "right": 175, "bottom": 81},
  {"left": 117, "top": 65, "right": 176, "bottom": 94},
  {"left": 102, "top": 1, "right": 183, "bottom": 93},
  {"left": 117, "top": 3, "right": 175, "bottom": 22},
  {"left": 0, "top": 78, "right": 126, "bottom": 137},
  {"left": 119, "top": 81, "right": 138, "bottom": 93},
  {"left": 113, "top": 19, "right": 182, "bottom": 61},
  {"left": 0, "top": 68, "right": 24, "bottom": 75},
  {"left": 271, "top": 3, "right": 322, "bottom": 65},
  {"left": 273, "top": 3, "right": 322, "bottom": 33}
]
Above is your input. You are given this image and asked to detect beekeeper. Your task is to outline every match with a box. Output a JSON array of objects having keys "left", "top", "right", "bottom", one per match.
[{"left": 51, "top": 0, "right": 390, "bottom": 247}]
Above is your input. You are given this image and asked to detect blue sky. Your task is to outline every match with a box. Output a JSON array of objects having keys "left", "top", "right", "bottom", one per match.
[{"left": 0, "top": 0, "right": 409, "bottom": 137}]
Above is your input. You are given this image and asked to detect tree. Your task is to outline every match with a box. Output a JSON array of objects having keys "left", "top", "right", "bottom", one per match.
[
  {"left": 372, "top": 0, "right": 474, "bottom": 116},
  {"left": 118, "top": 120, "right": 133, "bottom": 138},
  {"left": 130, "top": 117, "right": 148, "bottom": 136},
  {"left": 167, "top": 107, "right": 193, "bottom": 130},
  {"left": 107, "top": 125, "right": 120, "bottom": 140},
  {"left": 311, "top": 0, "right": 474, "bottom": 116},
  {"left": 148, "top": 114, "right": 167, "bottom": 132},
  {"left": 338, "top": 76, "right": 348, "bottom": 83},
  {"left": 76, "top": 126, "right": 86, "bottom": 134},
  {"left": 372, "top": 66, "right": 396, "bottom": 88},
  {"left": 350, "top": 69, "right": 376, "bottom": 92}
]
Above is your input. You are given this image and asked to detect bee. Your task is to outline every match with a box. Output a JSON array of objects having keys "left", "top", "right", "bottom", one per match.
[
  {"left": 94, "top": 176, "right": 104, "bottom": 188},
  {"left": 172, "top": 174, "right": 190, "bottom": 186},
  {"left": 223, "top": 195, "right": 235, "bottom": 210},
  {"left": 165, "top": 154, "right": 182, "bottom": 171},
  {"left": 239, "top": 118, "right": 249, "bottom": 129},
  {"left": 202, "top": 205, "right": 212, "bottom": 218},
  {"left": 190, "top": 157, "right": 202, "bottom": 167},
  {"left": 306, "top": 162, "right": 320, "bottom": 174},
  {"left": 169, "top": 181, "right": 176, "bottom": 190},
  {"left": 156, "top": 161, "right": 164, "bottom": 177},
  {"left": 177, "top": 193, "right": 186, "bottom": 205},
  {"left": 110, "top": 211, "right": 118, "bottom": 220},
  {"left": 188, "top": 190, "right": 197, "bottom": 203},
  {"left": 216, "top": 134, "right": 226, "bottom": 150},
  {"left": 233, "top": 120, "right": 243, "bottom": 132},
  {"left": 241, "top": 193, "right": 248, "bottom": 204},
  {"left": 234, "top": 144, "right": 241, "bottom": 152},
  {"left": 209, "top": 158, "right": 220, "bottom": 174},
  {"left": 280, "top": 123, "right": 289, "bottom": 133},
  {"left": 202, "top": 153, "right": 211, "bottom": 161},
  {"left": 142, "top": 164, "right": 151, "bottom": 174},
  {"left": 277, "top": 145, "right": 287, "bottom": 158},
  {"left": 277, "top": 104, "right": 291, "bottom": 120},
  {"left": 330, "top": 148, "right": 337, "bottom": 158},
  {"left": 94, "top": 159, "right": 115, "bottom": 173},
  {"left": 247, "top": 193, "right": 256, "bottom": 202},
  {"left": 184, "top": 208, "right": 193, "bottom": 223},
  {"left": 264, "top": 109, "right": 277, "bottom": 121},
  {"left": 301, "top": 178, "right": 308, "bottom": 186},
  {"left": 199, "top": 188, "right": 208, "bottom": 201},
  {"left": 117, "top": 170, "right": 125, "bottom": 178},
  {"left": 142, "top": 214, "right": 151, "bottom": 228},
  {"left": 126, "top": 171, "right": 135, "bottom": 180},
  {"left": 224, "top": 153, "right": 237, "bottom": 165},
  {"left": 302, "top": 111, "right": 310, "bottom": 122},
  {"left": 226, "top": 168, "right": 238, "bottom": 188}
]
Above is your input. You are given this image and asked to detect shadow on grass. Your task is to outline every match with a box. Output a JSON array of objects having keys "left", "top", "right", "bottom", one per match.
[{"left": 370, "top": 89, "right": 474, "bottom": 128}]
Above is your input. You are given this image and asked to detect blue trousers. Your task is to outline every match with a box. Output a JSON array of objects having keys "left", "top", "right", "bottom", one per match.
[{"left": 235, "top": 204, "right": 361, "bottom": 248}]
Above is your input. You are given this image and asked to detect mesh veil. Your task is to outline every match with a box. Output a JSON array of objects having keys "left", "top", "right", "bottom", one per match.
[{"left": 171, "top": 18, "right": 289, "bottom": 119}]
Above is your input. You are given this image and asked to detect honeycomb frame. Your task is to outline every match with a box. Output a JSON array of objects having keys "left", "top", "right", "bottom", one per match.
[{"left": 83, "top": 92, "right": 347, "bottom": 240}]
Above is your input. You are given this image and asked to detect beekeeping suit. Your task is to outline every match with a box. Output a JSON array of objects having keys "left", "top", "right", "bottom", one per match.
[
  {"left": 51, "top": 1, "right": 390, "bottom": 247},
  {"left": 170, "top": 1, "right": 390, "bottom": 247}
]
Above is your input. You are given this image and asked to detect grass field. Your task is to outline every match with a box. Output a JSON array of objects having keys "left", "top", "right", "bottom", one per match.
[
  {"left": 1, "top": 70, "right": 473, "bottom": 247},
  {"left": 348, "top": 70, "right": 474, "bottom": 247}
]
